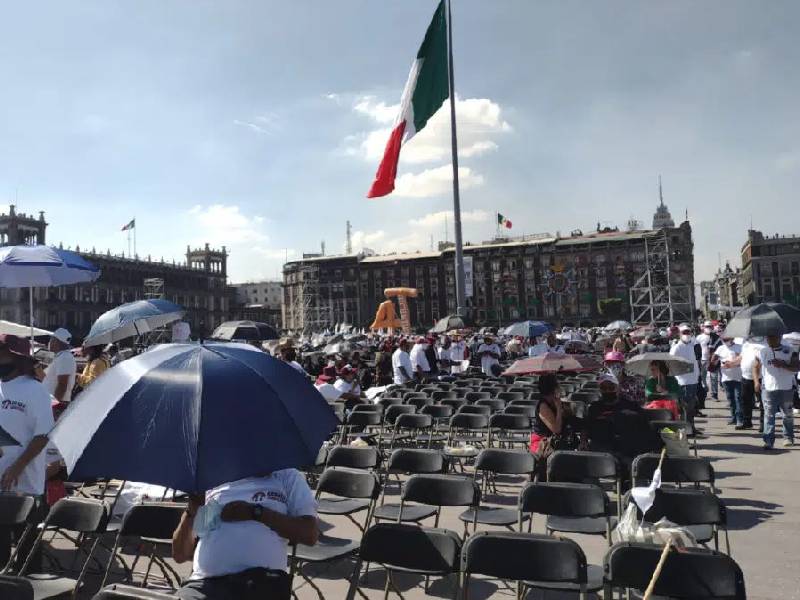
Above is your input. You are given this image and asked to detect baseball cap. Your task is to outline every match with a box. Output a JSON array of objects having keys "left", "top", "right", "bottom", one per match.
[
  {"left": 0, "top": 334, "right": 33, "bottom": 359},
  {"left": 598, "top": 372, "right": 619, "bottom": 387},
  {"left": 51, "top": 328, "right": 72, "bottom": 344}
]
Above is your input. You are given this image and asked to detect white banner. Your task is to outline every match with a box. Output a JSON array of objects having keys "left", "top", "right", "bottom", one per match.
[{"left": 463, "top": 255, "right": 474, "bottom": 298}]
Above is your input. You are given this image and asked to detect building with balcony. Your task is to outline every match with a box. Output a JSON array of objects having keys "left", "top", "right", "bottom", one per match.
[{"left": 741, "top": 230, "right": 800, "bottom": 306}]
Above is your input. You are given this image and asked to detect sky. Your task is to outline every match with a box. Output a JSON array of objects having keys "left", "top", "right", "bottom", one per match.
[{"left": 0, "top": 1, "right": 797, "bottom": 285}]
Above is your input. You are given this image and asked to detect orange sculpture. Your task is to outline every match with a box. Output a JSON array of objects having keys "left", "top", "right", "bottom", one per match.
[{"left": 370, "top": 287, "right": 417, "bottom": 333}]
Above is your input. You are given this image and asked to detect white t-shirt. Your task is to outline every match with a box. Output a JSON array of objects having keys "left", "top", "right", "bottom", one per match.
[
  {"left": 314, "top": 383, "right": 341, "bottom": 402},
  {"left": 757, "top": 344, "right": 798, "bottom": 392},
  {"left": 449, "top": 342, "right": 466, "bottom": 362},
  {"left": 669, "top": 340, "right": 699, "bottom": 386},
  {"left": 43, "top": 350, "right": 76, "bottom": 403},
  {"left": 409, "top": 345, "right": 430, "bottom": 374},
  {"left": 333, "top": 378, "right": 361, "bottom": 396},
  {"left": 696, "top": 333, "right": 711, "bottom": 362},
  {"left": 191, "top": 471, "right": 317, "bottom": 578},
  {"left": 0, "top": 376, "right": 55, "bottom": 495},
  {"left": 391, "top": 349, "right": 413, "bottom": 385},
  {"left": 477, "top": 343, "right": 501, "bottom": 376},
  {"left": 528, "top": 343, "right": 564, "bottom": 357},
  {"left": 740, "top": 341, "right": 764, "bottom": 381},
  {"left": 714, "top": 343, "right": 742, "bottom": 382},
  {"left": 437, "top": 347, "right": 452, "bottom": 364}
]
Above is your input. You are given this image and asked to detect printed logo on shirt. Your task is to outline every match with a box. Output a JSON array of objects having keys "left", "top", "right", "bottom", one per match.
[
  {"left": 252, "top": 490, "right": 287, "bottom": 504},
  {"left": 1, "top": 398, "right": 26, "bottom": 412}
]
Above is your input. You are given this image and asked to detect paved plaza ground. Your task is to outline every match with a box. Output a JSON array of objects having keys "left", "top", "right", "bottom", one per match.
[{"left": 57, "top": 392, "right": 798, "bottom": 599}]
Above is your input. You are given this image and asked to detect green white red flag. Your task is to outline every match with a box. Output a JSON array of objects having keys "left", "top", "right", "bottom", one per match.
[
  {"left": 498, "top": 213, "right": 512, "bottom": 229},
  {"left": 367, "top": 1, "right": 449, "bottom": 198},
  {"left": 121, "top": 218, "right": 135, "bottom": 231}
]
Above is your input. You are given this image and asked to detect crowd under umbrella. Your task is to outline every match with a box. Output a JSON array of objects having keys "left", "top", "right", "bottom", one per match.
[
  {"left": 82, "top": 299, "right": 186, "bottom": 347},
  {"left": 49, "top": 342, "right": 339, "bottom": 493},
  {"left": 0, "top": 245, "right": 101, "bottom": 339},
  {"left": 723, "top": 302, "right": 800, "bottom": 338},
  {"left": 502, "top": 320, "right": 552, "bottom": 338},
  {"left": 625, "top": 352, "right": 695, "bottom": 377},
  {"left": 503, "top": 353, "right": 602, "bottom": 376}
]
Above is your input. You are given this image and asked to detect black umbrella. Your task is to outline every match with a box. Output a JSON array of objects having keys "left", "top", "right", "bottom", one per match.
[
  {"left": 724, "top": 303, "right": 800, "bottom": 338},
  {"left": 430, "top": 314, "right": 472, "bottom": 334}
]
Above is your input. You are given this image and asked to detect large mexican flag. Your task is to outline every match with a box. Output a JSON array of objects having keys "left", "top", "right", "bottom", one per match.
[{"left": 367, "top": 1, "right": 449, "bottom": 198}]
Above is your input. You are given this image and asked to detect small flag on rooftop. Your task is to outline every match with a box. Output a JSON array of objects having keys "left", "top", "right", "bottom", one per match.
[
  {"left": 498, "top": 213, "right": 512, "bottom": 229},
  {"left": 121, "top": 219, "right": 136, "bottom": 231}
]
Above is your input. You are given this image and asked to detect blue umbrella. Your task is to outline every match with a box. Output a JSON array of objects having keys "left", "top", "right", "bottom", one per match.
[
  {"left": 83, "top": 299, "right": 186, "bottom": 347},
  {"left": 503, "top": 320, "right": 552, "bottom": 338},
  {"left": 49, "top": 343, "right": 338, "bottom": 493},
  {"left": 0, "top": 245, "right": 101, "bottom": 339}
]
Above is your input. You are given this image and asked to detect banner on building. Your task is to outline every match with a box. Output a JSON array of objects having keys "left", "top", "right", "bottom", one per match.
[{"left": 464, "top": 255, "right": 474, "bottom": 298}]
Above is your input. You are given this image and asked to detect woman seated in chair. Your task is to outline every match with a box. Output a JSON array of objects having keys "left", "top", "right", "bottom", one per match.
[
  {"left": 529, "top": 373, "right": 564, "bottom": 453},
  {"left": 644, "top": 360, "right": 681, "bottom": 420}
]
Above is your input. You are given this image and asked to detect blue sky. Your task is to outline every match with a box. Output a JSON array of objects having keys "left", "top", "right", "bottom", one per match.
[{"left": 0, "top": 1, "right": 797, "bottom": 284}]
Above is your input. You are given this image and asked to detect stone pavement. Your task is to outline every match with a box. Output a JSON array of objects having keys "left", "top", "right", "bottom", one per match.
[{"left": 63, "top": 392, "right": 798, "bottom": 599}]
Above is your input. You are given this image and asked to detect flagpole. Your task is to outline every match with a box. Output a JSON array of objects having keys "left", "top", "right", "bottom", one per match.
[
  {"left": 133, "top": 218, "right": 137, "bottom": 258},
  {"left": 127, "top": 228, "right": 131, "bottom": 258},
  {"left": 446, "top": 0, "right": 466, "bottom": 317}
]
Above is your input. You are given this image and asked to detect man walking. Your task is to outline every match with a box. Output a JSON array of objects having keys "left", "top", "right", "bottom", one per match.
[
  {"left": 670, "top": 324, "right": 700, "bottom": 434},
  {"left": 754, "top": 334, "right": 799, "bottom": 449},
  {"left": 712, "top": 335, "right": 743, "bottom": 428},
  {"left": 740, "top": 337, "right": 764, "bottom": 431}
]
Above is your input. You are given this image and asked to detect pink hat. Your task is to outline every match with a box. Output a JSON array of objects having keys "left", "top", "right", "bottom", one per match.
[{"left": 604, "top": 351, "right": 625, "bottom": 363}]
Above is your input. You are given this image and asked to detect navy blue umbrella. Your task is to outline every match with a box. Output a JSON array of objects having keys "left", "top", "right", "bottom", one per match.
[
  {"left": 83, "top": 299, "right": 186, "bottom": 347},
  {"left": 49, "top": 343, "right": 338, "bottom": 493},
  {"left": 503, "top": 320, "right": 552, "bottom": 338}
]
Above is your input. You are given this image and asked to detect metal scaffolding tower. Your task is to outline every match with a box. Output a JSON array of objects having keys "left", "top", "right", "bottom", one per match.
[
  {"left": 143, "top": 278, "right": 165, "bottom": 299},
  {"left": 290, "top": 263, "right": 326, "bottom": 332},
  {"left": 629, "top": 229, "right": 693, "bottom": 326}
]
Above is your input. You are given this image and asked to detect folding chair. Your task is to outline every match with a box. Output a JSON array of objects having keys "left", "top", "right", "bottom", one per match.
[
  {"left": 519, "top": 482, "right": 614, "bottom": 544},
  {"left": 497, "top": 391, "right": 525, "bottom": 403},
  {"left": 325, "top": 445, "right": 380, "bottom": 471},
  {"left": 418, "top": 405, "right": 454, "bottom": 447},
  {"left": 458, "top": 449, "right": 535, "bottom": 532},
  {"left": 345, "top": 523, "right": 461, "bottom": 600},
  {"left": 603, "top": 542, "right": 745, "bottom": 599},
  {"left": 457, "top": 405, "right": 491, "bottom": 416},
  {"left": 340, "top": 411, "right": 382, "bottom": 445},
  {"left": 476, "top": 399, "right": 506, "bottom": 413},
  {"left": 461, "top": 531, "right": 602, "bottom": 600},
  {"left": 464, "top": 391, "right": 491, "bottom": 403},
  {"left": 487, "top": 414, "right": 531, "bottom": 448},
  {"left": 0, "top": 495, "right": 36, "bottom": 574},
  {"left": 503, "top": 405, "right": 536, "bottom": 418},
  {"left": 92, "top": 583, "right": 176, "bottom": 598},
  {"left": 100, "top": 503, "right": 185, "bottom": 589},
  {"left": 631, "top": 453, "right": 715, "bottom": 491},
  {"left": 396, "top": 474, "right": 480, "bottom": 532},
  {"left": 547, "top": 450, "right": 622, "bottom": 518},
  {"left": 431, "top": 391, "right": 457, "bottom": 402},
  {"left": 405, "top": 397, "right": 434, "bottom": 412},
  {"left": 389, "top": 413, "right": 433, "bottom": 448},
  {"left": 373, "top": 449, "right": 445, "bottom": 523}
]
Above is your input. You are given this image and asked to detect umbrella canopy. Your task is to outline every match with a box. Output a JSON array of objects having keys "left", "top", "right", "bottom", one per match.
[
  {"left": 625, "top": 352, "right": 694, "bottom": 377},
  {"left": 503, "top": 353, "right": 602, "bottom": 376},
  {"left": 323, "top": 341, "right": 358, "bottom": 356},
  {"left": 83, "top": 299, "right": 186, "bottom": 347},
  {"left": 49, "top": 342, "right": 338, "bottom": 493},
  {"left": 0, "top": 245, "right": 100, "bottom": 287},
  {"left": 211, "top": 320, "right": 279, "bottom": 342},
  {"left": 0, "top": 320, "right": 52, "bottom": 338},
  {"left": 503, "top": 321, "right": 552, "bottom": 338},
  {"left": 0, "top": 424, "right": 20, "bottom": 447},
  {"left": 604, "top": 320, "right": 632, "bottom": 333},
  {"left": 431, "top": 314, "right": 472, "bottom": 334},
  {"left": 723, "top": 303, "right": 800, "bottom": 338}
]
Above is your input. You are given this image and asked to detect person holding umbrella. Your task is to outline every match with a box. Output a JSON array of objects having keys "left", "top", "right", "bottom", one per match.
[
  {"left": 644, "top": 360, "right": 682, "bottom": 419},
  {"left": 754, "top": 334, "right": 799, "bottom": 449}
]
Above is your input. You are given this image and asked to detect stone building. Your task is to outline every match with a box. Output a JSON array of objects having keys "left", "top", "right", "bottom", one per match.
[
  {"left": 233, "top": 280, "right": 283, "bottom": 328},
  {"left": 740, "top": 230, "right": 800, "bottom": 306},
  {"left": 0, "top": 206, "right": 236, "bottom": 340},
  {"left": 283, "top": 217, "right": 695, "bottom": 331}
]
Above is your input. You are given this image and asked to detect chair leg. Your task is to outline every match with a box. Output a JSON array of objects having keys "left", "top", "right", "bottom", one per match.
[
  {"left": 99, "top": 531, "right": 122, "bottom": 588},
  {"left": 344, "top": 558, "right": 364, "bottom": 600},
  {"left": 384, "top": 569, "right": 392, "bottom": 600}
]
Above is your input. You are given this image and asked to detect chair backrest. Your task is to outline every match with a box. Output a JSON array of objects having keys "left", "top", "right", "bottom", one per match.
[
  {"left": 449, "top": 413, "right": 489, "bottom": 430},
  {"left": 318, "top": 468, "right": 380, "bottom": 500},
  {"left": 119, "top": 503, "right": 185, "bottom": 540},
  {"left": 358, "top": 523, "right": 461, "bottom": 574},
  {"left": 643, "top": 408, "right": 674, "bottom": 422},
  {"left": 0, "top": 494, "right": 35, "bottom": 527},
  {"left": 458, "top": 404, "right": 491, "bottom": 416},
  {"left": 440, "top": 398, "right": 467, "bottom": 412},
  {"left": 401, "top": 474, "right": 480, "bottom": 508},
  {"left": 476, "top": 399, "right": 506, "bottom": 412},
  {"left": 351, "top": 403, "right": 382, "bottom": 414},
  {"left": 431, "top": 390, "right": 457, "bottom": 401},
  {"left": 519, "top": 482, "right": 608, "bottom": 518},
  {"left": 421, "top": 404, "right": 454, "bottom": 419},
  {"left": 403, "top": 391, "right": 428, "bottom": 401},
  {"left": 405, "top": 397, "right": 434, "bottom": 411},
  {"left": 92, "top": 583, "right": 178, "bottom": 599},
  {"left": 384, "top": 404, "right": 416, "bottom": 425},
  {"left": 603, "top": 543, "right": 745, "bottom": 599},
  {"left": 547, "top": 451, "right": 618, "bottom": 482},
  {"left": 503, "top": 405, "right": 536, "bottom": 418},
  {"left": 465, "top": 391, "right": 491, "bottom": 402},
  {"left": 395, "top": 413, "right": 433, "bottom": 430},
  {"left": 474, "top": 449, "right": 535, "bottom": 476},
  {"left": 346, "top": 411, "right": 382, "bottom": 427},
  {"left": 644, "top": 488, "right": 726, "bottom": 526},
  {"left": 387, "top": 448, "right": 445, "bottom": 474},
  {"left": 45, "top": 497, "right": 108, "bottom": 534},
  {"left": 462, "top": 531, "right": 587, "bottom": 584},
  {"left": 326, "top": 445, "right": 380, "bottom": 470},
  {"left": 497, "top": 391, "right": 525, "bottom": 402},
  {"left": 569, "top": 391, "right": 599, "bottom": 403},
  {"left": 0, "top": 576, "right": 32, "bottom": 600},
  {"left": 377, "top": 398, "right": 403, "bottom": 411},
  {"left": 631, "top": 454, "right": 714, "bottom": 488},
  {"left": 489, "top": 413, "right": 531, "bottom": 432}
]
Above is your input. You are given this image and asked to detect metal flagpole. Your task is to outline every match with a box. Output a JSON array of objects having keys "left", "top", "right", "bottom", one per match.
[
  {"left": 133, "top": 218, "right": 137, "bottom": 258},
  {"left": 446, "top": 0, "right": 466, "bottom": 316}
]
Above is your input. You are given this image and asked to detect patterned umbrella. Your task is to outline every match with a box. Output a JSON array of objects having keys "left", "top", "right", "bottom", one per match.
[{"left": 502, "top": 353, "right": 602, "bottom": 376}]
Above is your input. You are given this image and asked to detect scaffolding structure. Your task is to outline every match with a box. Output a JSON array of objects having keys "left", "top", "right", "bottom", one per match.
[
  {"left": 629, "top": 229, "right": 693, "bottom": 326},
  {"left": 141, "top": 278, "right": 170, "bottom": 345},
  {"left": 143, "top": 278, "right": 165, "bottom": 299},
  {"left": 289, "top": 263, "right": 327, "bottom": 332}
]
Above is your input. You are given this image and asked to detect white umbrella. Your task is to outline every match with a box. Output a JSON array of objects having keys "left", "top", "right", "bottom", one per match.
[
  {"left": 604, "top": 320, "right": 632, "bottom": 333},
  {"left": 0, "top": 245, "right": 101, "bottom": 339},
  {"left": 0, "top": 320, "right": 52, "bottom": 338},
  {"left": 625, "top": 352, "right": 694, "bottom": 377}
]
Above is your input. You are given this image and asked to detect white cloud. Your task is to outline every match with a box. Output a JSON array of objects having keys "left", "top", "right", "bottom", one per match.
[
  {"left": 409, "top": 209, "right": 489, "bottom": 228},
  {"left": 393, "top": 165, "right": 485, "bottom": 198},
  {"left": 348, "top": 229, "right": 386, "bottom": 252},
  {"left": 233, "top": 112, "right": 279, "bottom": 135},
  {"left": 348, "top": 96, "right": 510, "bottom": 164}
]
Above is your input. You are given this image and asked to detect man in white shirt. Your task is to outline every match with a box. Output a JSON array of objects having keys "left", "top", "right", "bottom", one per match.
[
  {"left": 409, "top": 338, "right": 431, "bottom": 380},
  {"left": 278, "top": 344, "right": 307, "bottom": 377},
  {"left": 739, "top": 337, "right": 764, "bottom": 430},
  {"left": 314, "top": 366, "right": 341, "bottom": 403},
  {"left": 437, "top": 337, "right": 454, "bottom": 372},
  {"left": 449, "top": 335, "right": 467, "bottom": 374},
  {"left": 696, "top": 322, "right": 713, "bottom": 393},
  {"left": 669, "top": 324, "right": 700, "bottom": 434},
  {"left": 754, "top": 335, "right": 799, "bottom": 449},
  {"left": 391, "top": 339, "right": 414, "bottom": 385},
  {"left": 172, "top": 470, "right": 319, "bottom": 600},
  {"left": 712, "top": 336, "right": 743, "bottom": 428},
  {"left": 477, "top": 336, "right": 501, "bottom": 377},
  {"left": 333, "top": 365, "right": 364, "bottom": 410},
  {"left": 41, "top": 328, "right": 76, "bottom": 404},
  {"left": 527, "top": 333, "right": 565, "bottom": 358}
]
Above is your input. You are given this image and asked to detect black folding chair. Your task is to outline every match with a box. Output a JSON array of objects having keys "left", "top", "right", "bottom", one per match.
[
  {"left": 397, "top": 474, "right": 480, "bottom": 532},
  {"left": 461, "top": 531, "right": 601, "bottom": 600},
  {"left": 431, "top": 391, "right": 457, "bottom": 402},
  {"left": 0, "top": 494, "right": 36, "bottom": 574},
  {"left": 547, "top": 450, "right": 622, "bottom": 518},
  {"left": 464, "top": 391, "right": 491, "bottom": 403},
  {"left": 603, "top": 542, "right": 745, "bottom": 599},
  {"left": 345, "top": 523, "right": 461, "bottom": 600},
  {"left": 519, "top": 481, "right": 614, "bottom": 544},
  {"left": 459, "top": 449, "right": 535, "bottom": 532},
  {"left": 475, "top": 399, "right": 506, "bottom": 413},
  {"left": 389, "top": 413, "right": 433, "bottom": 448},
  {"left": 373, "top": 449, "right": 445, "bottom": 523},
  {"left": 100, "top": 502, "right": 184, "bottom": 589},
  {"left": 631, "top": 453, "right": 715, "bottom": 491},
  {"left": 325, "top": 445, "right": 380, "bottom": 471},
  {"left": 487, "top": 414, "right": 531, "bottom": 448}
]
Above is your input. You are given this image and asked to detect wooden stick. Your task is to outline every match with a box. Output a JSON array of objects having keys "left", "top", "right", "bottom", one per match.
[
  {"left": 642, "top": 537, "right": 673, "bottom": 600},
  {"left": 657, "top": 445, "right": 668, "bottom": 470}
]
